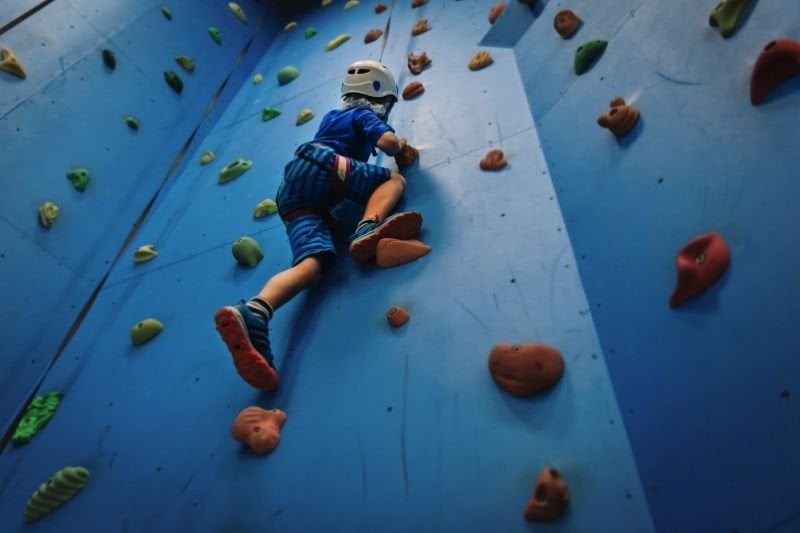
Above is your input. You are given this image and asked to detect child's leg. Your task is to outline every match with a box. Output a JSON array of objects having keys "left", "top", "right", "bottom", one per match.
[
  {"left": 257, "top": 255, "right": 322, "bottom": 311},
  {"left": 359, "top": 170, "right": 406, "bottom": 221}
]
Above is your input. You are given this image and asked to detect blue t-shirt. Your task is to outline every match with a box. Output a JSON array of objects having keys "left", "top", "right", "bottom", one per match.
[{"left": 312, "top": 106, "right": 393, "bottom": 162}]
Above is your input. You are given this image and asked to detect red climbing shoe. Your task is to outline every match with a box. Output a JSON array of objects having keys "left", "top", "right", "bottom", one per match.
[
  {"left": 214, "top": 303, "right": 279, "bottom": 392},
  {"left": 348, "top": 211, "right": 423, "bottom": 263}
]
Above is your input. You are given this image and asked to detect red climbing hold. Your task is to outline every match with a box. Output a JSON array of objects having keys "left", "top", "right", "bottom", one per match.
[
  {"left": 669, "top": 231, "right": 730, "bottom": 308},
  {"left": 524, "top": 467, "right": 570, "bottom": 521},
  {"left": 231, "top": 407, "right": 287, "bottom": 455},
  {"left": 386, "top": 306, "right": 410, "bottom": 327},
  {"left": 750, "top": 39, "right": 800, "bottom": 105},
  {"left": 488, "top": 343, "right": 564, "bottom": 397}
]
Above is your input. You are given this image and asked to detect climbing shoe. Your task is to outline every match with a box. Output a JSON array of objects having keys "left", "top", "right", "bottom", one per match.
[
  {"left": 214, "top": 302, "right": 278, "bottom": 391},
  {"left": 348, "top": 210, "right": 423, "bottom": 262}
]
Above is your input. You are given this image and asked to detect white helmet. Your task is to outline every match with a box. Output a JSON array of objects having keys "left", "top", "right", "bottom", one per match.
[{"left": 341, "top": 60, "right": 398, "bottom": 101}]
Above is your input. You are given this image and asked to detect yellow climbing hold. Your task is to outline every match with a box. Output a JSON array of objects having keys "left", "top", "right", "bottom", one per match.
[
  {"left": 38, "top": 202, "right": 59, "bottom": 229},
  {"left": 253, "top": 73, "right": 264, "bottom": 84},
  {"left": 344, "top": 0, "right": 359, "bottom": 9},
  {"left": 285, "top": 21, "right": 298, "bottom": 31},
  {"left": 325, "top": 34, "right": 351, "bottom": 52},
  {"left": 321, "top": 0, "right": 333, "bottom": 5},
  {"left": 296, "top": 108, "right": 315, "bottom": 125},
  {"left": 253, "top": 199, "right": 278, "bottom": 218},
  {"left": 228, "top": 2, "right": 248, "bottom": 24},
  {"left": 133, "top": 244, "right": 158, "bottom": 264},
  {"left": 25, "top": 466, "right": 90, "bottom": 523},
  {"left": 200, "top": 151, "right": 215, "bottom": 165},
  {"left": 0, "top": 47, "right": 26, "bottom": 79}
]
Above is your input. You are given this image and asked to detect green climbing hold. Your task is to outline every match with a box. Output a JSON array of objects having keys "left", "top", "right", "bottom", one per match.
[
  {"left": 262, "top": 107, "right": 281, "bottom": 122},
  {"left": 709, "top": 0, "right": 752, "bottom": 38},
  {"left": 38, "top": 202, "right": 59, "bottom": 229},
  {"left": 66, "top": 168, "right": 90, "bottom": 192},
  {"left": 200, "top": 151, "right": 215, "bottom": 165},
  {"left": 277, "top": 65, "right": 300, "bottom": 85},
  {"left": 209, "top": 26, "right": 222, "bottom": 45},
  {"left": 12, "top": 392, "right": 64, "bottom": 446},
  {"left": 175, "top": 55, "right": 195, "bottom": 72},
  {"left": 228, "top": 2, "right": 248, "bottom": 24},
  {"left": 305, "top": 27, "right": 318, "bottom": 39},
  {"left": 219, "top": 158, "right": 253, "bottom": 184},
  {"left": 164, "top": 70, "right": 183, "bottom": 93},
  {"left": 344, "top": 0, "right": 360, "bottom": 9},
  {"left": 232, "top": 236, "right": 264, "bottom": 267},
  {"left": 285, "top": 21, "right": 298, "bottom": 31},
  {"left": 102, "top": 49, "right": 116, "bottom": 70},
  {"left": 161, "top": 6, "right": 172, "bottom": 20},
  {"left": 133, "top": 244, "right": 158, "bottom": 264},
  {"left": 253, "top": 198, "right": 278, "bottom": 218},
  {"left": 296, "top": 108, "right": 315, "bottom": 125},
  {"left": 124, "top": 116, "right": 139, "bottom": 131},
  {"left": 325, "top": 34, "right": 351, "bottom": 52},
  {"left": 131, "top": 318, "right": 164, "bottom": 346},
  {"left": 25, "top": 466, "right": 90, "bottom": 523},
  {"left": 574, "top": 39, "right": 607, "bottom": 75}
]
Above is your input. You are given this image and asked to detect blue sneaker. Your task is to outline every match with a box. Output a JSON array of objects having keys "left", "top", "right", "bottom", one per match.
[
  {"left": 214, "top": 301, "right": 279, "bottom": 391},
  {"left": 349, "top": 211, "right": 423, "bottom": 262}
]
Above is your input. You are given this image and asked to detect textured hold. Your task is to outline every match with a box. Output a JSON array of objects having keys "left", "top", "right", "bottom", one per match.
[
  {"left": 285, "top": 21, "right": 298, "bottom": 31},
  {"left": 305, "top": 27, "right": 318, "bottom": 39},
  {"left": 131, "top": 318, "right": 164, "bottom": 345},
  {"left": 12, "top": 392, "right": 64, "bottom": 446},
  {"left": 232, "top": 407, "right": 287, "bottom": 455},
  {"left": 164, "top": 70, "right": 183, "bottom": 93},
  {"left": 25, "top": 466, "right": 90, "bottom": 523},
  {"left": 101, "top": 49, "right": 116, "bottom": 71},
  {"left": 376, "top": 238, "right": 431, "bottom": 268},
  {"left": 365, "top": 28, "right": 383, "bottom": 43},
  {"left": 0, "top": 47, "right": 26, "bottom": 79},
  {"left": 479, "top": 149, "right": 507, "bottom": 170},
  {"left": 253, "top": 73, "right": 264, "bottom": 84},
  {"left": 325, "top": 34, "right": 351, "bottom": 51},
  {"left": 386, "top": 306, "right": 410, "bottom": 327},
  {"left": 277, "top": 65, "right": 300, "bottom": 85},
  {"left": 161, "top": 6, "right": 173, "bottom": 20},
  {"left": 232, "top": 236, "right": 264, "bottom": 267},
  {"left": 124, "top": 115, "right": 140, "bottom": 131},
  {"left": 469, "top": 50, "right": 494, "bottom": 71},
  {"left": 228, "top": 2, "right": 248, "bottom": 23},
  {"left": 262, "top": 107, "right": 281, "bottom": 122},
  {"left": 344, "top": 0, "right": 359, "bottom": 8},
  {"left": 402, "top": 81, "right": 425, "bottom": 100},
  {"left": 488, "top": 343, "right": 564, "bottom": 397},
  {"left": 709, "top": 0, "right": 752, "bottom": 38},
  {"left": 554, "top": 9, "right": 581, "bottom": 39},
  {"left": 670, "top": 231, "right": 730, "bottom": 308},
  {"left": 253, "top": 199, "right": 278, "bottom": 218},
  {"left": 219, "top": 158, "right": 253, "bottom": 184},
  {"left": 209, "top": 26, "right": 222, "bottom": 45},
  {"left": 524, "top": 467, "right": 570, "bottom": 521},
  {"left": 407, "top": 51, "right": 432, "bottom": 74},
  {"left": 750, "top": 39, "right": 800, "bottom": 105},
  {"left": 395, "top": 143, "right": 419, "bottom": 168},
  {"left": 38, "top": 202, "right": 59, "bottom": 229},
  {"left": 411, "top": 19, "right": 430, "bottom": 36},
  {"left": 66, "top": 168, "right": 90, "bottom": 192},
  {"left": 296, "top": 108, "right": 315, "bottom": 125},
  {"left": 175, "top": 55, "right": 195, "bottom": 72},
  {"left": 412, "top": 0, "right": 428, "bottom": 7},
  {"left": 489, "top": 2, "right": 506, "bottom": 24},
  {"left": 322, "top": 0, "right": 333, "bottom": 5},
  {"left": 375, "top": 3, "right": 387, "bottom": 13},
  {"left": 133, "top": 244, "right": 158, "bottom": 264},
  {"left": 574, "top": 40, "right": 607, "bottom": 75},
  {"left": 597, "top": 97, "right": 640, "bottom": 137},
  {"left": 200, "top": 151, "right": 215, "bottom": 165}
]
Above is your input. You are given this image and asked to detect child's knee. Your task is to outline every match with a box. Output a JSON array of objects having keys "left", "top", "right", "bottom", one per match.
[
  {"left": 389, "top": 171, "right": 406, "bottom": 190},
  {"left": 297, "top": 255, "right": 324, "bottom": 283}
]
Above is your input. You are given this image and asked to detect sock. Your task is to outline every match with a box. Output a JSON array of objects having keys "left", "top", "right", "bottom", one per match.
[
  {"left": 246, "top": 297, "right": 274, "bottom": 321},
  {"left": 356, "top": 215, "right": 379, "bottom": 228}
]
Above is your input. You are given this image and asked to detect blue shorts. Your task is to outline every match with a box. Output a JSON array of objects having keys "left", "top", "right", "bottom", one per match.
[{"left": 276, "top": 143, "right": 391, "bottom": 265}]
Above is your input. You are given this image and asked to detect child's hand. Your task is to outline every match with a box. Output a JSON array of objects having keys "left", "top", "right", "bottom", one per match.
[{"left": 395, "top": 142, "right": 419, "bottom": 169}]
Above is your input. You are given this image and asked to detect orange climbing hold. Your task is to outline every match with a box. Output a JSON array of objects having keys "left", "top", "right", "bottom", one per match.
[
  {"left": 411, "top": 19, "right": 430, "bottom": 36},
  {"left": 402, "top": 81, "right": 425, "bottom": 100},
  {"left": 468, "top": 50, "right": 494, "bottom": 71},
  {"left": 231, "top": 406, "right": 287, "bottom": 455},
  {"left": 376, "top": 238, "right": 431, "bottom": 268},
  {"left": 407, "top": 51, "right": 432, "bottom": 74},
  {"left": 554, "top": 10, "right": 581, "bottom": 39},
  {"left": 480, "top": 149, "right": 507, "bottom": 170},
  {"left": 411, "top": 0, "right": 428, "bottom": 7},
  {"left": 488, "top": 2, "right": 506, "bottom": 24},
  {"left": 524, "top": 467, "right": 571, "bottom": 521},
  {"left": 488, "top": 343, "right": 564, "bottom": 397},
  {"left": 395, "top": 143, "right": 419, "bottom": 168},
  {"left": 597, "top": 97, "right": 640, "bottom": 137},
  {"left": 669, "top": 231, "right": 730, "bottom": 308},
  {"left": 386, "top": 306, "right": 410, "bottom": 327},
  {"left": 374, "top": 2, "right": 387, "bottom": 13},
  {"left": 750, "top": 39, "right": 800, "bottom": 105},
  {"left": 0, "top": 47, "right": 27, "bottom": 79},
  {"left": 364, "top": 28, "right": 383, "bottom": 43}
]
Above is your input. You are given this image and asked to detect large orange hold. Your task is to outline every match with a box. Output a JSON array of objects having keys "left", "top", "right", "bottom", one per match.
[
  {"left": 488, "top": 343, "right": 564, "bottom": 396},
  {"left": 376, "top": 238, "right": 431, "bottom": 268},
  {"left": 231, "top": 406, "right": 287, "bottom": 455}
]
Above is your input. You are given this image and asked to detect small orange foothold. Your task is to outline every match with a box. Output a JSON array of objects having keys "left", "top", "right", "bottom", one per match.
[
  {"left": 488, "top": 2, "right": 506, "bottom": 24},
  {"left": 0, "top": 47, "right": 27, "bottom": 79},
  {"left": 364, "top": 28, "right": 383, "bottom": 43},
  {"left": 231, "top": 406, "right": 287, "bottom": 456},
  {"left": 386, "top": 306, "right": 410, "bottom": 327},
  {"left": 411, "top": 19, "right": 430, "bottom": 36},
  {"left": 524, "top": 467, "right": 570, "bottom": 521},
  {"left": 468, "top": 50, "right": 494, "bottom": 71},
  {"left": 376, "top": 238, "right": 431, "bottom": 268},
  {"left": 488, "top": 342, "right": 564, "bottom": 397},
  {"left": 411, "top": 0, "right": 428, "bottom": 7},
  {"left": 597, "top": 97, "right": 640, "bottom": 138},
  {"left": 407, "top": 51, "right": 432, "bottom": 75},
  {"left": 402, "top": 81, "right": 425, "bottom": 100},
  {"left": 480, "top": 149, "right": 507, "bottom": 170},
  {"left": 554, "top": 9, "right": 581, "bottom": 39},
  {"left": 374, "top": 3, "right": 387, "bottom": 13}
]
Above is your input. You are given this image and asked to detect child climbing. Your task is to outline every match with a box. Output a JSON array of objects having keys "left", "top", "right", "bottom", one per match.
[{"left": 214, "top": 60, "right": 422, "bottom": 391}]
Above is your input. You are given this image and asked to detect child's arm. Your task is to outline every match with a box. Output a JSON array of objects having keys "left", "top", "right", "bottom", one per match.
[{"left": 376, "top": 131, "right": 406, "bottom": 156}]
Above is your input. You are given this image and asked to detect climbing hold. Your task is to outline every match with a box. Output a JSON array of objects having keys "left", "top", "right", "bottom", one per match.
[
  {"left": 669, "top": 231, "right": 730, "bottom": 308},
  {"left": 133, "top": 244, "right": 158, "bottom": 264},
  {"left": 232, "top": 236, "right": 264, "bottom": 267},
  {"left": 164, "top": 70, "right": 183, "bottom": 93},
  {"left": 11, "top": 392, "right": 64, "bottom": 446},
  {"left": 253, "top": 199, "right": 278, "bottom": 218},
  {"left": 305, "top": 27, "right": 318, "bottom": 39},
  {"left": 161, "top": 6, "right": 172, "bottom": 20},
  {"left": 411, "top": 19, "right": 430, "bottom": 36},
  {"left": 24, "top": 466, "right": 90, "bottom": 523},
  {"left": 750, "top": 39, "right": 800, "bottom": 105},
  {"left": 489, "top": 2, "right": 506, "bottom": 24},
  {"left": 253, "top": 73, "right": 263, "bottom": 84},
  {"left": 218, "top": 158, "right": 253, "bottom": 184},
  {"left": 709, "top": 0, "right": 752, "bottom": 38},
  {"left": 412, "top": 0, "right": 428, "bottom": 7},
  {"left": 175, "top": 55, "right": 195, "bottom": 72},
  {"left": 0, "top": 48, "right": 27, "bottom": 79},
  {"left": 200, "top": 151, "right": 215, "bottom": 165},
  {"left": 488, "top": 342, "right": 564, "bottom": 397},
  {"left": 325, "top": 34, "right": 351, "bottom": 51},
  {"left": 322, "top": 0, "right": 333, "bottom": 5},
  {"left": 524, "top": 467, "right": 570, "bottom": 521},
  {"left": 365, "top": 28, "right": 383, "bottom": 44},
  {"left": 407, "top": 51, "right": 432, "bottom": 74},
  {"left": 469, "top": 50, "right": 494, "bottom": 71},
  {"left": 296, "top": 108, "right": 315, "bottom": 125},
  {"left": 209, "top": 27, "right": 222, "bottom": 45},
  {"left": 376, "top": 238, "right": 431, "bottom": 268},
  {"left": 101, "top": 49, "right": 116, "bottom": 71},
  {"left": 386, "top": 306, "right": 410, "bottom": 327},
  {"left": 285, "top": 21, "right": 298, "bottom": 31},
  {"left": 574, "top": 40, "right": 607, "bottom": 75},
  {"left": 402, "top": 81, "right": 425, "bottom": 100},
  {"left": 232, "top": 407, "right": 287, "bottom": 455},
  {"left": 228, "top": 2, "right": 248, "bottom": 23},
  {"left": 597, "top": 97, "right": 640, "bottom": 137},
  {"left": 124, "top": 115, "right": 140, "bottom": 131},
  {"left": 554, "top": 9, "right": 581, "bottom": 39},
  {"left": 277, "top": 65, "right": 300, "bottom": 85},
  {"left": 480, "top": 149, "right": 507, "bottom": 170},
  {"left": 344, "top": 0, "right": 359, "bottom": 9},
  {"left": 66, "top": 168, "right": 90, "bottom": 192},
  {"left": 262, "top": 106, "right": 281, "bottom": 121},
  {"left": 131, "top": 318, "right": 164, "bottom": 345},
  {"left": 38, "top": 202, "right": 59, "bottom": 229},
  {"left": 375, "top": 3, "right": 387, "bottom": 13},
  {"left": 395, "top": 143, "right": 419, "bottom": 168}
]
